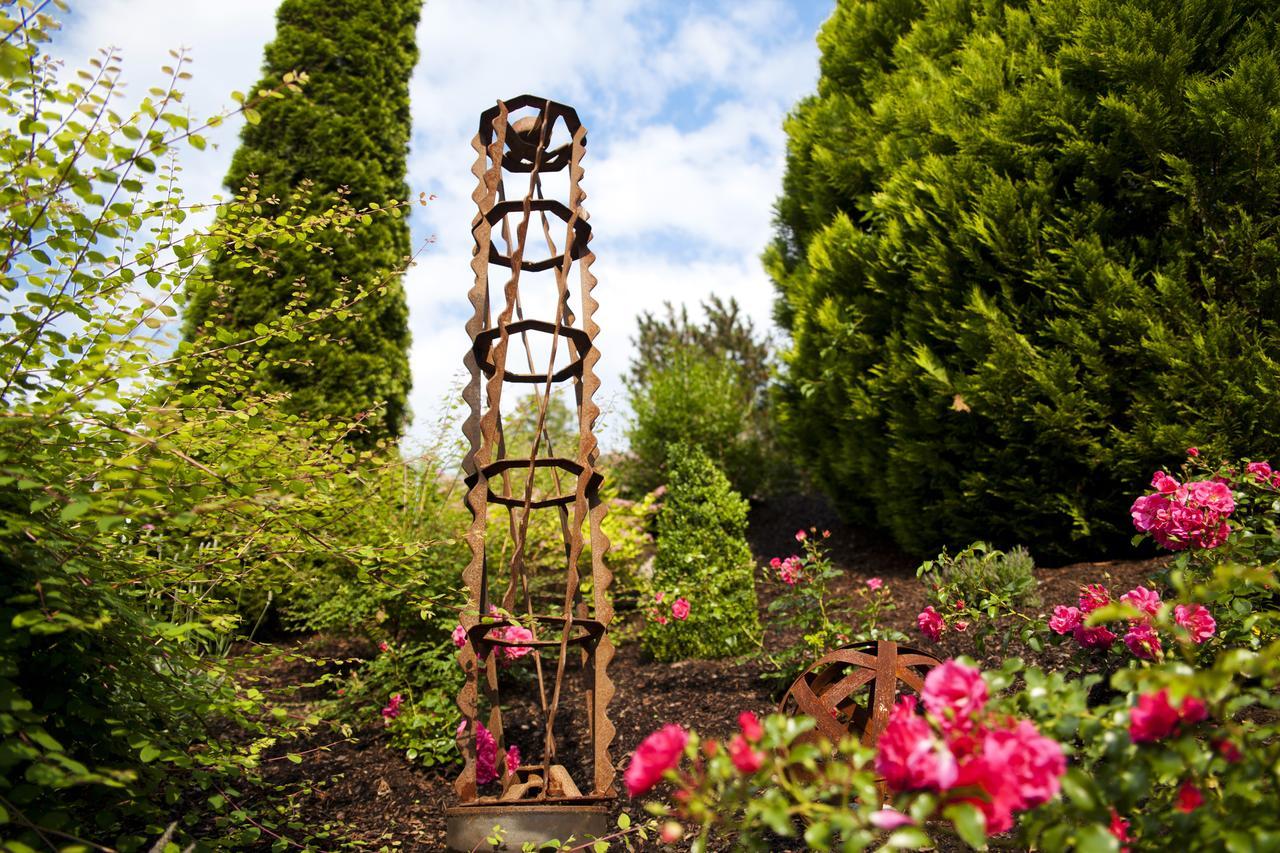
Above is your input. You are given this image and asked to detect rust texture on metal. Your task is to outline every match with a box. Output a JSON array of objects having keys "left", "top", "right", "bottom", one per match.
[
  {"left": 780, "top": 641, "right": 941, "bottom": 747},
  {"left": 454, "top": 95, "right": 616, "bottom": 808}
]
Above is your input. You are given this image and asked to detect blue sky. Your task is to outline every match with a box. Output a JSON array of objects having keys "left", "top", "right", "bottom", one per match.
[{"left": 56, "top": 0, "right": 832, "bottom": 449}]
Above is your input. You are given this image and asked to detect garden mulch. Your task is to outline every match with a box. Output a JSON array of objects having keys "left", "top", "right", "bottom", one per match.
[{"left": 237, "top": 492, "right": 1163, "bottom": 851}]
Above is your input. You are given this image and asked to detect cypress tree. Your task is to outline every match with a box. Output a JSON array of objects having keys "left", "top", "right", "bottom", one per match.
[
  {"left": 184, "top": 0, "right": 420, "bottom": 444},
  {"left": 769, "top": 0, "right": 1280, "bottom": 559}
]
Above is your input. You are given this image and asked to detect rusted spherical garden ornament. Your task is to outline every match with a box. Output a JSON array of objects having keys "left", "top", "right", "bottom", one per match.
[{"left": 780, "top": 640, "right": 941, "bottom": 748}]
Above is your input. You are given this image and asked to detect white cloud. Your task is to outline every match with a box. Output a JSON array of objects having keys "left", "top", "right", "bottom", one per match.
[{"left": 54, "top": 0, "right": 827, "bottom": 450}]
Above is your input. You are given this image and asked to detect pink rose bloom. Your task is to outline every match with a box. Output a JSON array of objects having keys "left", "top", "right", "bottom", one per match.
[
  {"left": 795, "top": 529, "right": 807, "bottom": 541},
  {"left": 655, "top": 590, "right": 666, "bottom": 603},
  {"left": 917, "top": 606, "right": 946, "bottom": 642},
  {"left": 379, "top": 640, "right": 390, "bottom": 652},
  {"left": 970, "top": 720, "right": 1065, "bottom": 831},
  {"left": 728, "top": 733, "right": 764, "bottom": 774},
  {"left": 671, "top": 597, "right": 691, "bottom": 621},
  {"left": 1174, "top": 604, "right": 1216, "bottom": 643},
  {"left": 505, "top": 744, "right": 521, "bottom": 776},
  {"left": 1176, "top": 780, "right": 1203, "bottom": 813},
  {"left": 1187, "top": 479, "right": 1235, "bottom": 515},
  {"left": 1151, "top": 471, "right": 1181, "bottom": 494},
  {"left": 1246, "top": 460, "right": 1273, "bottom": 482},
  {"left": 1073, "top": 623, "right": 1117, "bottom": 649},
  {"left": 1119, "top": 585, "right": 1162, "bottom": 618},
  {"left": 1187, "top": 447, "right": 1200, "bottom": 457},
  {"left": 952, "top": 751, "right": 1022, "bottom": 835},
  {"left": 953, "top": 620, "right": 969, "bottom": 632},
  {"left": 1078, "top": 584, "right": 1110, "bottom": 613},
  {"left": 921, "top": 660, "right": 988, "bottom": 727},
  {"left": 866, "top": 577, "right": 883, "bottom": 591},
  {"left": 1129, "top": 689, "right": 1201, "bottom": 743},
  {"left": 475, "top": 721, "right": 498, "bottom": 784},
  {"left": 870, "top": 809, "right": 914, "bottom": 830},
  {"left": 501, "top": 624, "right": 535, "bottom": 661},
  {"left": 738, "top": 710, "right": 763, "bottom": 742},
  {"left": 875, "top": 696, "right": 958, "bottom": 791},
  {"left": 452, "top": 624, "right": 468, "bottom": 648},
  {"left": 778, "top": 556, "right": 803, "bottom": 585},
  {"left": 625, "top": 724, "right": 688, "bottom": 796},
  {"left": 1110, "top": 809, "right": 1132, "bottom": 848},
  {"left": 1124, "top": 623, "right": 1162, "bottom": 660},
  {"left": 1216, "top": 738, "right": 1242, "bottom": 763},
  {"left": 381, "top": 693, "right": 403, "bottom": 721},
  {"left": 1049, "top": 605, "right": 1082, "bottom": 635},
  {"left": 768, "top": 557, "right": 781, "bottom": 570}
]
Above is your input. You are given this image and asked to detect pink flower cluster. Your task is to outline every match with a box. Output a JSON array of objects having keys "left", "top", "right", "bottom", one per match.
[
  {"left": 916, "top": 604, "right": 968, "bottom": 641},
  {"left": 625, "top": 723, "right": 688, "bottom": 796},
  {"left": 1128, "top": 688, "right": 1207, "bottom": 743},
  {"left": 769, "top": 555, "right": 804, "bottom": 585},
  {"left": 1245, "top": 459, "right": 1280, "bottom": 487},
  {"left": 1049, "top": 584, "right": 1215, "bottom": 658},
  {"left": 1130, "top": 471, "right": 1234, "bottom": 550},
  {"left": 458, "top": 719, "right": 520, "bottom": 785},
  {"left": 451, "top": 611, "right": 535, "bottom": 663},
  {"left": 727, "top": 711, "right": 765, "bottom": 774},
  {"left": 381, "top": 693, "right": 403, "bottom": 721},
  {"left": 875, "top": 661, "right": 1066, "bottom": 834},
  {"left": 646, "top": 591, "right": 691, "bottom": 626}
]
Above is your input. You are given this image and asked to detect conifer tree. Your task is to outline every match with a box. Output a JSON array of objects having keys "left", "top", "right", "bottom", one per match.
[
  {"left": 769, "top": 0, "right": 1280, "bottom": 558},
  {"left": 184, "top": 0, "right": 420, "bottom": 444}
]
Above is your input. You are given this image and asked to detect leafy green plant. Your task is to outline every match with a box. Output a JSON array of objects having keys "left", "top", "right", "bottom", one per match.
[
  {"left": 0, "top": 8, "right": 437, "bottom": 848},
  {"left": 769, "top": 0, "right": 1280, "bottom": 559},
  {"left": 641, "top": 444, "right": 760, "bottom": 661},
  {"left": 763, "top": 529, "right": 904, "bottom": 688}
]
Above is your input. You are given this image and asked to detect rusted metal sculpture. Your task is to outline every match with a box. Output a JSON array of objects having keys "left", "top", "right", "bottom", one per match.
[
  {"left": 780, "top": 641, "right": 940, "bottom": 748},
  {"left": 447, "top": 95, "right": 614, "bottom": 850}
]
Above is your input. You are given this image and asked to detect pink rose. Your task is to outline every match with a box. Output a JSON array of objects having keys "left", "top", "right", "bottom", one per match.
[
  {"left": 1110, "top": 809, "right": 1132, "bottom": 848},
  {"left": 1119, "top": 586, "right": 1162, "bottom": 618},
  {"left": 1151, "top": 471, "right": 1181, "bottom": 494},
  {"left": 500, "top": 624, "right": 535, "bottom": 661},
  {"left": 1176, "top": 780, "right": 1203, "bottom": 813},
  {"left": 1187, "top": 447, "right": 1200, "bottom": 457},
  {"left": 875, "top": 696, "right": 958, "bottom": 791},
  {"left": 1073, "top": 623, "right": 1117, "bottom": 649},
  {"left": 655, "top": 590, "right": 666, "bottom": 603},
  {"left": 921, "top": 660, "right": 988, "bottom": 727},
  {"left": 1246, "top": 460, "right": 1273, "bottom": 482},
  {"left": 993, "top": 719, "right": 1066, "bottom": 808},
  {"left": 866, "top": 577, "right": 883, "bottom": 591},
  {"left": 728, "top": 733, "right": 764, "bottom": 773},
  {"left": 1187, "top": 480, "right": 1235, "bottom": 515},
  {"left": 953, "top": 620, "right": 969, "bottom": 632},
  {"left": 1123, "top": 623, "right": 1162, "bottom": 660},
  {"left": 1049, "top": 605, "right": 1082, "bottom": 635},
  {"left": 381, "top": 693, "right": 403, "bottom": 721},
  {"left": 505, "top": 744, "right": 521, "bottom": 776},
  {"left": 625, "top": 724, "right": 688, "bottom": 796},
  {"left": 870, "top": 809, "right": 914, "bottom": 830},
  {"left": 1078, "top": 584, "right": 1110, "bottom": 613},
  {"left": 1173, "top": 603, "right": 1216, "bottom": 643},
  {"left": 1129, "top": 690, "right": 1204, "bottom": 743},
  {"left": 917, "top": 606, "right": 946, "bottom": 642},
  {"left": 671, "top": 597, "right": 691, "bottom": 621},
  {"left": 475, "top": 721, "right": 498, "bottom": 784},
  {"left": 452, "top": 624, "right": 468, "bottom": 648},
  {"left": 795, "top": 529, "right": 807, "bottom": 542},
  {"left": 738, "top": 711, "right": 763, "bottom": 742},
  {"left": 1216, "top": 739, "right": 1242, "bottom": 763},
  {"left": 379, "top": 640, "right": 390, "bottom": 652}
]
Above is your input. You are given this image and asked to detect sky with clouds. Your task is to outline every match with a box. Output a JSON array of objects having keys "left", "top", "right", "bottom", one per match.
[{"left": 55, "top": 0, "right": 832, "bottom": 449}]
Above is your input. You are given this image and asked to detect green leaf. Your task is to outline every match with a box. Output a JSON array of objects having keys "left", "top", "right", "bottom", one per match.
[
  {"left": 59, "top": 500, "right": 91, "bottom": 521},
  {"left": 885, "top": 827, "right": 933, "bottom": 849},
  {"left": 1074, "top": 824, "right": 1120, "bottom": 853},
  {"left": 286, "top": 753, "right": 302, "bottom": 764},
  {"left": 943, "top": 802, "right": 987, "bottom": 850}
]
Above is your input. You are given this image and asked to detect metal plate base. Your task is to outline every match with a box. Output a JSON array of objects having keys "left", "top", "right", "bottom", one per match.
[{"left": 446, "top": 804, "right": 611, "bottom": 852}]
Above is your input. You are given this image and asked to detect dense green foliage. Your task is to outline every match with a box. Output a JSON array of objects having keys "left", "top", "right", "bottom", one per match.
[
  {"left": 769, "top": 0, "right": 1280, "bottom": 558},
  {"left": 624, "top": 298, "right": 783, "bottom": 498},
  {"left": 183, "top": 0, "right": 421, "bottom": 445},
  {"left": 642, "top": 445, "right": 760, "bottom": 662},
  {"left": 0, "top": 12, "right": 456, "bottom": 846}
]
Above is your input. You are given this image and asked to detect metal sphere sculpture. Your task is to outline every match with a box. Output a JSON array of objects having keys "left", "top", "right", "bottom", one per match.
[{"left": 780, "top": 640, "right": 941, "bottom": 747}]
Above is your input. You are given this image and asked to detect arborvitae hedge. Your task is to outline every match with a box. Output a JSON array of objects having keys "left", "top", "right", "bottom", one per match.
[
  {"left": 642, "top": 444, "right": 760, "bottom": 662},
  {"left": 768, "top": 0, "right": 1280, "bottom": 559},
  {"left": 183, "top": 0, "right": 420, "bottom": 444}
]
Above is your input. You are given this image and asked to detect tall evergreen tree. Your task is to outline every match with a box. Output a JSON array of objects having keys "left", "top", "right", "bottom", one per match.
[
  {"left": 769, "top": 0, "right": 1280, "bottom": 559},
  {"left": 183, "top": 0, "right": 420, "bottom": 444}
]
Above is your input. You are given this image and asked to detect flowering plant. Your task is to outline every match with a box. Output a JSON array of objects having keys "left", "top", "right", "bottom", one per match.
[
  {"left": 764, "top": 529, "right": 903, "bottom": 687},
  {"left": 915, "top": 542, "right": 1041, "bottom": 657}
]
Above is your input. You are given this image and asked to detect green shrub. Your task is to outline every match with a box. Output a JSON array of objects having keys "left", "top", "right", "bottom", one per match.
[
  {"left": 625, "top": 347, "right": 769, "bottom": 498},
  {"left": 641, "top": 445, "right": 761, "bottom": 661},
  {"left": 769, "top": 0, "right": 1280, "bottom": 559},
  {"left": 920, "top": 541, "right": 1041, "bottom": 611}
]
